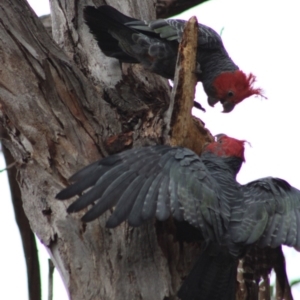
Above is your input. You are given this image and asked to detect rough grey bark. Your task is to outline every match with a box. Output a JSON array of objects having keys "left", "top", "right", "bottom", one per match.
[
  {"left": 0, "top": 0, "right": 210, "bottom": 299},
  {"left": 0, "top": 128, "right": 41, "bottom": 300},
  {"left": 0, "top": 1, "right": 292, "bottom": 300}
]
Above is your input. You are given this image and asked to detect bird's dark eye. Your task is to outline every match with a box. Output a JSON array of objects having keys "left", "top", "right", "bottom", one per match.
[
  {"left": 227, "top": 91, "right": 234, "bottom": 97},
  {"left": 214, "top": 134, "right": 225, "bottom": 142}
]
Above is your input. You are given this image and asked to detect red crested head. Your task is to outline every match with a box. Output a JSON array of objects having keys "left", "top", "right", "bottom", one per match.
[
  {"left": 211, "top": 70, "right": 265, "bottom": 113},
  {"left": 204, "top": 134, "right": 246, "bottom": 161}
]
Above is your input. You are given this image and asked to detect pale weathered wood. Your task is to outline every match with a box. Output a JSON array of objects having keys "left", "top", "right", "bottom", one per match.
[
  {"left": 1, "top": 1, "right": 293, "bottom": 299},
  {"left": 0, "top": 0, "right": 212, "bottom": 299},
  {"left": 164, "top": 16, "right": 213, "bottom": 154}
]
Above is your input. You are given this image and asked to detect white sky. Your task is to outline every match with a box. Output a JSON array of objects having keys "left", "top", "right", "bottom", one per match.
[{"left": 1, "top": 0, "right": 299, "bottom": 299}]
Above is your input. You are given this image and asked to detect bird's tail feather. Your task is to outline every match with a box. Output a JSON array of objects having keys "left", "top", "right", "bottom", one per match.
[
  {"left": 178, "top": 243, "right": 237, "bottom": 300},
  {"left": 83, "top": 5, "right": 139, "bottom": 62}
]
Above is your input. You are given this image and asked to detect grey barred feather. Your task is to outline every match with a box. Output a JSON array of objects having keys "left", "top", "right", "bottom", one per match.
[
  {"left": 149, "top": 20, "right": 185, "bottom": 41},
  {"left": 128, "top": 175, "right": 156, "bottom": 226},
  {"left": 57, "top": 144, "right": 300, "bottom": 255},
  {"left": 169, "top": 179, "right": 184, "bottom": 221},
  {"left": 80, "top": 170, "right": 137, "bottom": 222},
  {"left": 83, "top": 5, "right": 238, "bottom": 87},
  {"left": 105, "top": 176, "right": 143, "bottom": 228},
  {"left": 142, "top": 172, "right": 164, "bottom": 220},
  {"left": 69, "top": 160, "right": 103, "bottom": 182},
  {"left": 285, "top": 210, "right": 297, "bottom": 246},
  {"left": 231, "top": 178, "right": 300, "bottom": 250},
  {"left": 57, "top": 146, "right": 225, "bottom": 242},
  {"left": 296, "top": 210, "right": 300, "bottom": 246},
  {"left": 56, "top": 138, "right": 300, "bottom": 300},
  {"left": 155, "top": 175, "right": 170, "bottom": 221},
  {"left": 66, "top": 163, "right": 130, "bottom": 211}
]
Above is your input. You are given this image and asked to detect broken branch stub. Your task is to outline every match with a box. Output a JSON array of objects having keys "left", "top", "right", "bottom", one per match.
[{"left": 164, "top": 16, "right": 212, "bottom": 155}]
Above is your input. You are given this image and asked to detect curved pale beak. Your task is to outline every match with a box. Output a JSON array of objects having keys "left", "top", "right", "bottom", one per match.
[
  {"left": 222, "top": 101, "right": 235, "bottom": 113},
  {"left": 207, "top": 96, "right": 219, "bottom": 107}
]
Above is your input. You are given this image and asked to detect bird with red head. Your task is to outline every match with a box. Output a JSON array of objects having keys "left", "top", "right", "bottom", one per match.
[
  {"left": 83, "top": 5, "right": 265, "bottom": 112},
  {"left": 56, "top": 135, "right": 300, "bottom": 299}
]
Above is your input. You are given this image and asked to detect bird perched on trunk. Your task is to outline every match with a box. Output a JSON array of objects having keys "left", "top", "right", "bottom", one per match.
[
  {"left": 56, "top": 135, "right": 300, "bottom": 300},
  {"left": 83, "top": 5, "right": 265, "bottom": 112}
]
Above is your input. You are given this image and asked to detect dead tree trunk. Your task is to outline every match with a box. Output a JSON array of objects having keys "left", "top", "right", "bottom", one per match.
[
  {"left": 0, "top": 0, "right": 211, "bottom": 299},
  {"left": 0, "top": 1, "right": 294, "bottom": 299}
]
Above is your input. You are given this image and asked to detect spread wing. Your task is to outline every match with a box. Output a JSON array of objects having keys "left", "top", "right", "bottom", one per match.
[
  {"left": 56, "top": 146, "right": 226, "bottom": 242},
  {"left": 230, "top": 177, "right": 300, "bottom": 249}
]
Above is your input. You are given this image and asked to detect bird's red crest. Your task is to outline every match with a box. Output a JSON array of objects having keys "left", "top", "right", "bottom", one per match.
[
  {"left": 205, "top": 135, "right": 246, "bottom": 161},
  {"left": 213, "top": 70, "right": 265, "bottom": 104}
]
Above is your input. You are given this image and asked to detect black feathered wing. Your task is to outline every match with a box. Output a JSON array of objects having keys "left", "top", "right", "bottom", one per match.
[
  {"left": 56, "top": 146, "right": 226, "bottom": 243},
  {"left": 84, "top": 6, "right": 178, "bottom": 78},
  {"left": 83, "top": 6, "right": 226, "bottom": 79},
  {"left": 230, "top": 177, "right": 300, "bottom": 249},
  {"left": 128, "top": 18, "right": 224, "bottom": 50}
]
